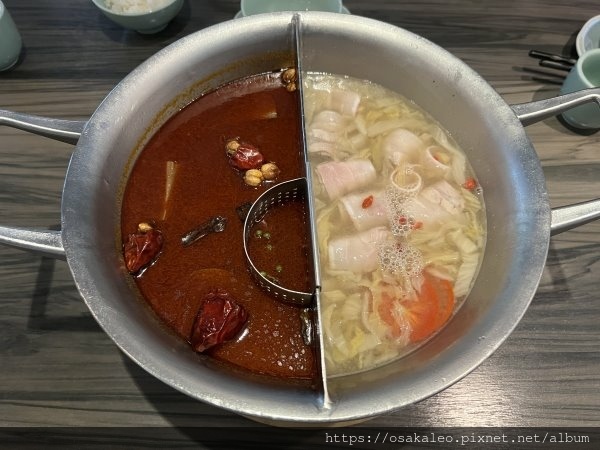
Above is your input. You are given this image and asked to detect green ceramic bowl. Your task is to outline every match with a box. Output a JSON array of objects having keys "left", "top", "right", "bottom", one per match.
[{"left": 91, "top": 0, "right": 183, "bottom": 34}]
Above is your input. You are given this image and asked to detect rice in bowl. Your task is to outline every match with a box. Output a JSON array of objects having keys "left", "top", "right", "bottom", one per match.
[{"left": 104, "top": 0, "right": 175, "bottom": 14}]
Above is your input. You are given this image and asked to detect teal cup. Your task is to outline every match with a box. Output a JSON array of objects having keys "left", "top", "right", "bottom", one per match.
[
  {"left": 240, "top": 0, "right": 343, "bottom": 16},
  {"left": 560, "top": 48, "right": 600, "bottom": 129},
  {"left": 0, "top": 0, "right": 22, "bottom": 71}
]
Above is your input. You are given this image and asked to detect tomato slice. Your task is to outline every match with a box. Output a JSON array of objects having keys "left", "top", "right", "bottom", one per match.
[
  {"left": 407, "top": 272, "right": 455, "bottom": 342},
  {"left": 377, "top": 271, "right": 455, "bottom": 343}
]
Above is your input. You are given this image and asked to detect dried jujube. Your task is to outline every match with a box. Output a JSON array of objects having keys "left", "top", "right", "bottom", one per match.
[
  {"left": 226, "top": 140, "right": 265, "bottom": 171},
  {"left": 190, "top": 289, "right": 248, "bottom": 352},
  {"left": 123, "top": 223, "right": 164, "bottom": 274}
]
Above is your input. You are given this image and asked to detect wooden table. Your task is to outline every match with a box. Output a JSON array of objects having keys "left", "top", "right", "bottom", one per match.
[{"left": 1, "top": 0, "right": 599, "bottom": 441}]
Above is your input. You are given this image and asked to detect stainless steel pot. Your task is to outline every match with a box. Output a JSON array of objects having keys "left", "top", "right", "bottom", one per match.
[{"left": 1, "top": 12, "right": 600, "bottom": 425}]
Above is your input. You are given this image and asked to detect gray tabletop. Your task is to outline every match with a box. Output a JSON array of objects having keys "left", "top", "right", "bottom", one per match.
[{"left": 1, "top": 0, "right": 599, "bottom": 437}]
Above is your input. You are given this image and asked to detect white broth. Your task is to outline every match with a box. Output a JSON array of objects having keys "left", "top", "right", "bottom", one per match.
[{"left": 304, "top": 73, "right": 486, "bottom": 375}]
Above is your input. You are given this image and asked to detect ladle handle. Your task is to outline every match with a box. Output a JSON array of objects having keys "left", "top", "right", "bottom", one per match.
[
  {"left": 511, "top": 90, "right": 600, "bottom": 235},
  {"left": 0, "top": 109, "right": 85, "bottom": 258}
]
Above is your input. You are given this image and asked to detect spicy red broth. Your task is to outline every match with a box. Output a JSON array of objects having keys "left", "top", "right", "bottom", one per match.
[{"left": 121, "top": 70, "right": 316, "bottom": 380}]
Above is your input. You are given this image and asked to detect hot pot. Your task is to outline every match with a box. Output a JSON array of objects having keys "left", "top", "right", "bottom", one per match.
[{"left": 1, "top": 12, "right": 600, "bottom": 424}]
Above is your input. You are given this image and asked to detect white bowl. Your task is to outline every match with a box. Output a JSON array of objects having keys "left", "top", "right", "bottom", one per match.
[
  {"left": 91, "top": 0, "right": 183, "bottom": 34},
  {"left": 576, "top": 14, "right": 600, "bottom": 56}
]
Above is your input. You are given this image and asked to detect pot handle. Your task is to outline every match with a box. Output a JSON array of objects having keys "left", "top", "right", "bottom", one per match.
[
  {"left": 0, "top": 109, "right": 85, "bottom": 144},
  {"left": 550, "top": 199, "right": 600, "bottom": 236},
  {"left": 511, "top": 88, "right": 600, "bottom": 126},
  {"left": 511, "top": 89, "right": 600, "bottom": 235},
  {"left": 0, "top": 109, "right": 87, "bottom": 259},
  {"left": 0, "top": 228, "right": 65, "bottom": 260}
]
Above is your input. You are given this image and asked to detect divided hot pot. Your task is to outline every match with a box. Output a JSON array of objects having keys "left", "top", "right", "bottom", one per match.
[{"left": 1, "top": 12, "right": 600, "bottom": 424}]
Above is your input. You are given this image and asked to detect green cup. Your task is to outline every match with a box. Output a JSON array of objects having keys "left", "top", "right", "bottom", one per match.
[
  {"left": 0, "top": 0, "right": 22, "bottom": 71},
  {"left": 240, "top": 0, "right": 343, "bottom": 16},
  {"left": 560, "top": 48, "right": 600, "bottom": 129}
]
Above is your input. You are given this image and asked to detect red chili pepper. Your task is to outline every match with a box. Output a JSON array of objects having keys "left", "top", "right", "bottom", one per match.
[
  {"left": 462, "top": 177, "right": 478, "bottom": 191},
  {"left": 227, "top": 142, "right": 265, "bottom": 170},
  {"left": 190, "top": 289, "right": 248, "bottom": 353},
  {"left": 412, "top": 221, "right": 423, "bottom": 230},
  {"left": 123, "top": 228, "right": 163, "bottom": 274},
  {"left": 361, "top": 195, "right": 374, "bottom": 209}
]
